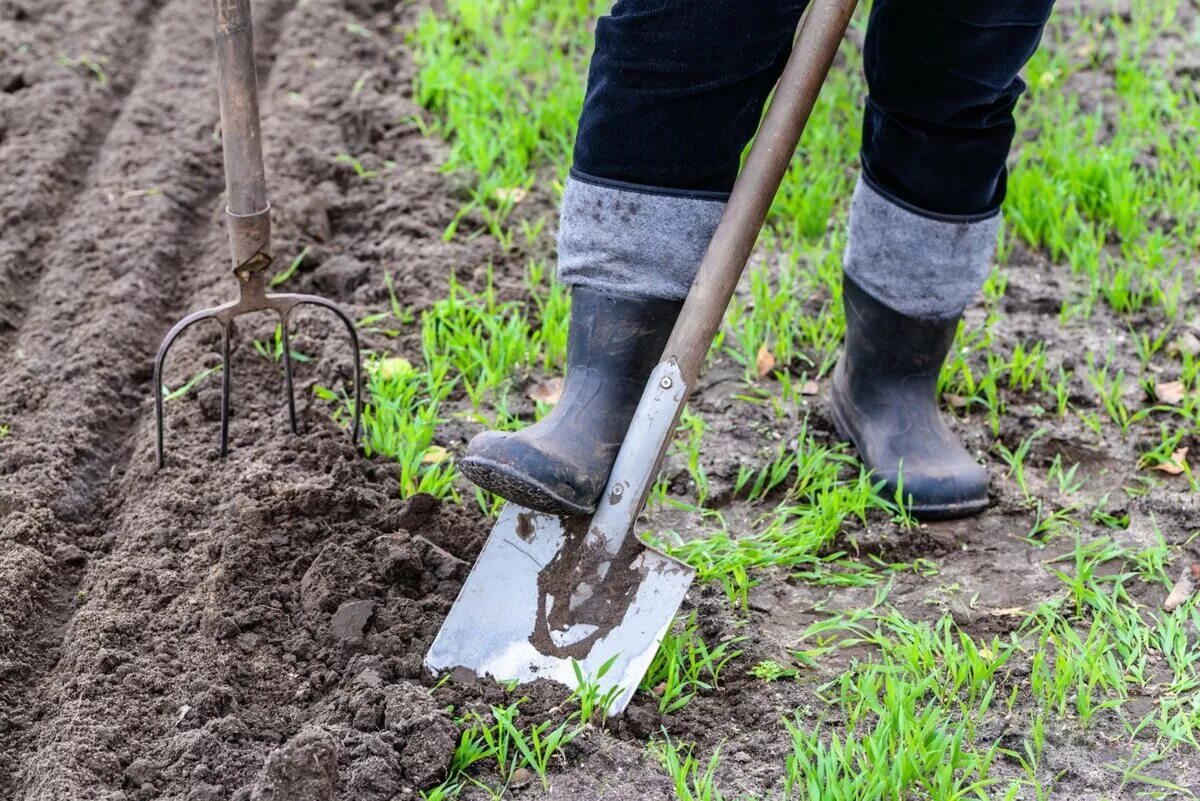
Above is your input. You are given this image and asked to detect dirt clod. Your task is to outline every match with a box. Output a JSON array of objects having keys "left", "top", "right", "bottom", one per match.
[
  {"left": 330, "top": 600, "right": 376, "bottom": 641},
  {"left": 383, "top": 682, "right": 459, "bottom": 786},
  {"left": 249, "top": 726, "right": 339, "bottom": 801}
]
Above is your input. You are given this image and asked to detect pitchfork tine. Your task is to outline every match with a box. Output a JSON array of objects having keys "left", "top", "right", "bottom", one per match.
[
  {"left": 219, "top": 323, "right": 232, "bottom": 456},
  {"left": 279, "top": 310, "right": 298, "bottom": 434},
  {"left": 292, "top": 295, "right": 363, "bottom": 446},
  {"left": 151, "top": 0, "right": 364, "bottom": 468},
  {"left": 154, "top": 306, "right": 228, "bottom": 468}
]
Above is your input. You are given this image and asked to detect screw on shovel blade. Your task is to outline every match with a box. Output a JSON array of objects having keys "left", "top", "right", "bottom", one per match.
[{"left": 153, "top": 266, "right": 363, "bottom": 468}]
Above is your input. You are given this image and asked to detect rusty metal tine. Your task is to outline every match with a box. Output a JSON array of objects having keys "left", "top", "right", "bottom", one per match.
[
  {"left": 154, "top": 306, "right": 230, "bottom": 468},
  {"left": 288, "top": 295, "right": 363, "bottom": 446},
  {"left": 219, "top": 323, "right": 232, "bottom": 457},
  {"left": 279, "top": 310, "right": 298, "bottom": 434}
]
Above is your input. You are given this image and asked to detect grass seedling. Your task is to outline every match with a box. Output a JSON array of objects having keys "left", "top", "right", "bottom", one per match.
[
  {"left": 1046, "top": 453, "right": 1085, "bottom": 495},
  {"left": 994, "top": 428, "right": 1045, "bottom": 503},
  {"left": 889, "top": 465, "right": 918, "bottom": 530},
  {"left": 56, "top": 52, "right": 108, "bottom": 86},
  {"left": 254, "top": 323, "right": 312, "bottom": 364},
  {"left": 490, "top": 703, "right": 579, "bottom": 789},
  {"left": 650, "top": 735, "right": 727, "bottom": 801},
  {"left": 334, "top": 152, "right": 379, "bottom": 180},
  {"left": 640, "top": 613, "right": 742, "bottom": 714},
  {"left": 161, "top": 365, "right": 220, "bottom": 403},
  {"left": 270, "top": 245, "right": 310, "bottom": 288},
  {"left": 569, "top": 656, "right": 622, "bottom": 726}
]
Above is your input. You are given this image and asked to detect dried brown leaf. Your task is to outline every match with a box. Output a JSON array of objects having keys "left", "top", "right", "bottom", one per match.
[
  {"left": 1169, "top": 331, "right": 1200, "bottom": 357},
  {"left": 1152, "top": 447, "right": 1189, "bottom": 476},
  {"left": 494, "top": 186, "right": 527, "bottom": 204},
  {"left": 756, "top": 345, "right": 776, "bottom": 378},
  {"left": 421, "top": 446, "right": 449, "bottom": 465},
  {"left": 1154, "top": 380, "right": 1186, "bottom": 405},
  {"left": 985, "top": 606, "right": 1026, "bottom": 617},
  {"left": 943, "top": 393, "right": 968, "bottom": 410},
  {"left": 525, "top": 376, "right": 564, "bottom": 406},
  {"left": 1164, "top": 564, "right": 1197, "bottom": 612},
  {"left": 801, "top": 380, "right": 819, "bottom": 396}
]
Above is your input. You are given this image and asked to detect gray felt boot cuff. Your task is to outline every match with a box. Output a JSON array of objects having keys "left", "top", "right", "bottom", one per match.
[
  {"left": 556, "top": 175, "right": 726, "bottom": 302},
  {"left": 843, "top": 177, "right": 1000, "bottom": 319}
]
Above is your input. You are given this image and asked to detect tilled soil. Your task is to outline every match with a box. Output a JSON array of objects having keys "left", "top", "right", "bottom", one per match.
[
  {"left": 1, "top": 0, "right": 1199, "bottom": 799},
  {"left": 0, "top": 0, "right": 512, "bottom": 797}
]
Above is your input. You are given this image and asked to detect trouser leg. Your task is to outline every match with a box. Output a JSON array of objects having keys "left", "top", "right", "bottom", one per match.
[
  {"left": 833, "top": 0, "right": 1056, "bottom": 519},
  {"left": 558, "top": 0, "right": 808, "bottom": 301},
  {"left": 466, "top": 0, "right": 809, "bottom": 514},
  {"left": 848, "top": 0, "right": 1055, "bottom": 318}
]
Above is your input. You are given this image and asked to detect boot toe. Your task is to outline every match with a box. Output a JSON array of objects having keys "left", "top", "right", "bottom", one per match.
[
  {"left": 459, "top": 430, "right": 597, "bottom": 517},
  {"left": 885, "top": 458, "right": 988, "bottom": 520}
]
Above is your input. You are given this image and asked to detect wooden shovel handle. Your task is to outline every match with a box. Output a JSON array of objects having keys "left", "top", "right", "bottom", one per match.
[{"left": 661, "top": 0, "right": 860, "bottom": 386}]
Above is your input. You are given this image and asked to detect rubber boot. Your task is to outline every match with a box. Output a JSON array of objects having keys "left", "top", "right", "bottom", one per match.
[
  {"left": 830, "top": 273, "right": 988, "bottom": 519},
  {"left": 460, "top": 286, "right": 681, "bottom": 516}
]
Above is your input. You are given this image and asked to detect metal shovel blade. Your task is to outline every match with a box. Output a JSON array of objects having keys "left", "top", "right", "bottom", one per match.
[{"left": 426, "top": 360, "right": 694, "bottom": 714}]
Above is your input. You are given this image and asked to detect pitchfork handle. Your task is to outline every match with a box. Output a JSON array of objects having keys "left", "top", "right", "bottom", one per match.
[
  {"left": 661, "top": 0, "right": 859, "bottom": 386},
  {"left": 212, "top": 0, "right": 272, "bottom": 273}
]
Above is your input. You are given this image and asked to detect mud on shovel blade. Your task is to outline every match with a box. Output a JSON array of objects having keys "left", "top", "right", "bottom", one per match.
[{"left": 425, "top": 361, "right": 692, "bottom": 714}]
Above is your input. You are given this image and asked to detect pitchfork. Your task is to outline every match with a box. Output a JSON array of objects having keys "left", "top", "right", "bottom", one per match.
[{"left": 153, "top": 0, "right": 362, "bottom": 467}]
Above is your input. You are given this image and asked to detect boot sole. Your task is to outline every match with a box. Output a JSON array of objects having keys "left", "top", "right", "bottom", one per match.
[
  {"left": 828, "top": 380, "right": 988, "bottom": 521},
  {"left": 459, "top": 455, "right": 595, "bottom": 518}
]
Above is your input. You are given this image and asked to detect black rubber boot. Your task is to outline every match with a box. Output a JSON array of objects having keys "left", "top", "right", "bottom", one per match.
[
  {"left": 460, "top": 286, "right": 681, "bottom": 516},
  {"left": 830, "top": 274, "right": 988, "bottom": 519}
]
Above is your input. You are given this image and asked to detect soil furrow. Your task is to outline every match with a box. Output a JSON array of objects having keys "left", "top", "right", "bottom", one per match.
[
  {"left": 0, "top": 0, "right": 165, "bottom": 357},
  {"left": 0, "top": 0, "right": 300, "bottom": 793},
  {"left": 3, "top": 0, "right": 507, "bottom": 795}
]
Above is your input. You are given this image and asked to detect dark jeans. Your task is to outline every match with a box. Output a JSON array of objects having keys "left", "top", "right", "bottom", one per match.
[{"left": 572, "top": 0, "right": 1055, "bottom": 218}]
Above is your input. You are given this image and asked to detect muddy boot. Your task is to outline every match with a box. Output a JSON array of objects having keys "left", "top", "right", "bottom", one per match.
[
  {"left": 831, "top": 273, "right": 988, "bottom": 519},
  {"left": 460, "top": 286, "right": 681, "bottom": 516}
]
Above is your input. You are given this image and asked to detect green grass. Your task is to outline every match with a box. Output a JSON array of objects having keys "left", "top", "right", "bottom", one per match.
[
  {"left": 784, "top": 672, "right": 1002, "bottom": 800},
  {"left": 650, "top": 736, "right": 729, "bottom": 801},
  {"left": 344, "top": 0, "right": 1200, "bottom": 796},
  {"left": 422, "top": 660, "right": 628, "bottom": 799},
  {"left": 160, "top": 365, "right": 220, "bottom": 403},
  {"left": 425, "top": 700, "right": 581, "bottom": 798},
  {"left": 408, "top": 0, "right": 606, "bottom": 242},
  {"left": 646, "top": 423, "right": 902, "bottom": 607},
  {"left": 321, "top": 263, "right": 568, "bottom": 499},
  {"left": 639, "top": 613, "right": 743, "bottom": 715}
]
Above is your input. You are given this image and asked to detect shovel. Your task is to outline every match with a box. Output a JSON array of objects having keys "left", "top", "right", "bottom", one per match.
[{"left": 426, "top": 0, "right": 859, "bottom": 714}]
